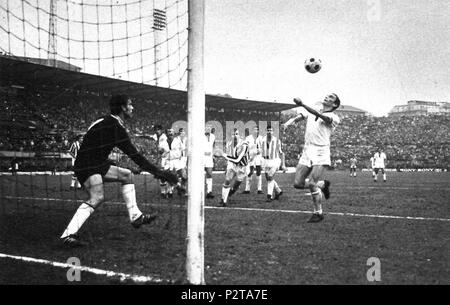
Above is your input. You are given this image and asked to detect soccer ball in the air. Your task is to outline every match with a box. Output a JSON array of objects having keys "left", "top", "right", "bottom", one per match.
[{"left": 304, "top": 58, "right": 322, "bottom": 73}]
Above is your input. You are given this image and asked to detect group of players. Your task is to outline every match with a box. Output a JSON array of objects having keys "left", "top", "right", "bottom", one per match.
[
  {"left": 61, "top": 92, "right": 361, "bottom": 247},
  {"left": 348, "top": 150, "right": 388, "bottom": 182}
]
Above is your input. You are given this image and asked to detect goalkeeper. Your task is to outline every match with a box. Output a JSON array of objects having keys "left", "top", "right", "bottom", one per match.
[{"left": 60, "top": 94, "right": 180, "bottom": 247}]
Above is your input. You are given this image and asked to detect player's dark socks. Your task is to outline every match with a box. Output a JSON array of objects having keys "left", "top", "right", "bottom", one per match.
[
  {"left": 322, "top": 180, "right": 331, "bottom": 200},
  {"left": 131, "top": 213, "right": 157, "bottom": 229},
  {"left": 307, "top": 213, "right": 324, "bottom": 223}
]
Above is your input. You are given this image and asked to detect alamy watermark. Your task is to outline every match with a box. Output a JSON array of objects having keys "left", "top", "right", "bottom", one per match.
[
  {"left": 66, "top": 257, "right": 81, "bottom": 282},
  {"left": 366, "top": 257, "right": 381, "bottom": 282}
]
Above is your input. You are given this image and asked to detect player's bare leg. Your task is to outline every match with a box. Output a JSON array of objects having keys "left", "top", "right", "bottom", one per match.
[
  {"left": 293, "top": 163, "right": 312, "bottom": 189},
  {"left": 103, "top": 166, "right": 157, "bottom": 228},
  {"left": 273, "top": 179, "right": 283, "bottom": 200},
  {"left": 243, "top": 166, "right": 254, "bottom": 194},
  {"left": 307, "top": 166, "right": 326, "bottom": 223},
  {"left": 221, "top": 170, "right": 236, "bottom": 206},
  {"left": 60, "top": 174, "right": 104, "bottom": 246},
  {"left": 256, "top": 166, "right": 263, "bottom": 194},
  {"left": 265, "top": 173, "right": 275, "bottom": 202}
]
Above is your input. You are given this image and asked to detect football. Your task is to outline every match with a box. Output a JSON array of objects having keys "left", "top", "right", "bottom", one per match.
[{"left": 304, "top": 58, "right": 322, "bottom": 73}]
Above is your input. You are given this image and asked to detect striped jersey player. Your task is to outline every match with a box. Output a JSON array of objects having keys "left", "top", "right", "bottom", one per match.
[
  {"left": 243, "top": 126, "right": 264, "bottom": 194},
  {"left": 69, "top": 134, "right": 83, "bottom": 189},
  {"left": 261, "top": 125, "right": 283, "bottom": 202},
  {"left": 204, "top": 127, "right": 216, "bottom": 198},
  {"left": 219, "top": 128, "right": 250, "bottom": 206}
]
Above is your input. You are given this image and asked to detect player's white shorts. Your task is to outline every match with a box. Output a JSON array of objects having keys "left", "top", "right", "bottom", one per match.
[
  {"left": 180, "top": 156, "right": 187, "bottom": 169},
  {"left": 298, "top": 145, "right": 331, "bottom": 167},
  {"left": 350, "top": 165, "right": 357, "bottom": 169},
  {"left": 204, "top": 154, "right": 214, "bottom": 168},
  {"left": 249, "top": 154, "right": 263, "bottom": 167},
  {"left": 225, "top": 162, "right": 247, "bottom": 182},
  {"left": 263, "top": 158, "right": 281, "bottom": 177}
]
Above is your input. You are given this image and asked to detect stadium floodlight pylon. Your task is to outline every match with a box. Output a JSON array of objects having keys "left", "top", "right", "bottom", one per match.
[{"left": 186, "top": 0, "right": 205, "bottom": 285}]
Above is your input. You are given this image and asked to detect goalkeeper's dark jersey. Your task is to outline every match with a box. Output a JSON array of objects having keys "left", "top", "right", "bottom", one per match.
[{"left": 74, "top": 115, "right": 158, "bottom": 174}]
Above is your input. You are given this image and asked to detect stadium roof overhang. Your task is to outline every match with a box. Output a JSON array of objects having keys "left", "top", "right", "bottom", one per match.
[{"left": 0, "top": 55, "right": 296, "bottom": 113}]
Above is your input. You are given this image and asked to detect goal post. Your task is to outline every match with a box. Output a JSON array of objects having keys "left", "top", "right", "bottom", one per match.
[{"left": 186, "top": 0, "right": 205, "bottom": 285}]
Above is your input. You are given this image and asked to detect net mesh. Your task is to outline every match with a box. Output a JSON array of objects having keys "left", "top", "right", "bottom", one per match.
[
  {"left": 0, "top": 0, "right": 189, "bottom": 284},
  {"left": 0, "top": 0, "right": 188, "bottom": 88}
]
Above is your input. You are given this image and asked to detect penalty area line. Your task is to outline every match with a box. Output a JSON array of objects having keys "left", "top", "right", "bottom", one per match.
[{"left": 0, "top": 253, "right": 172, "bottom": 284}]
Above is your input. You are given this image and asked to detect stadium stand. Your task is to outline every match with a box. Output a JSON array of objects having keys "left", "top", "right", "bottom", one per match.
[{"left": 1, "top": 56, "right": 449, "bottom": 171}]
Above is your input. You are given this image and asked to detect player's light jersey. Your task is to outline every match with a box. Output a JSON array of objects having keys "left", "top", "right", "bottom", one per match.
[
  {"left": 179, "top": 137, "right": 187, "bottom": 157},
  {"left": 245, "top": 134, "right": 263, "bottom": 160},
  {"left": 261, "top": 135, "right": 282, "bottom": 160},
  {"left": 373, "top": 152, "right": 387, "bottom": 168},
  {"left": 225, "top": 139, "right": 249, "bottom": 167},
  {"left": 167, "top": 136, "right": 184, "bottom": 160},
  {"left": 157, "top": 133, "right": 169, "bottom": 158},
  {"left": 204, "top": 133, "right": 215, "bottom": 156},
  {"left": 303, "top": 104, "right": 340, "bottom": 146},
  {"left": 69, "top": 141, "right": 80, "bottom": 159},
  {"left": 350, "top": 157, "right": 357, "bottom": 167}
]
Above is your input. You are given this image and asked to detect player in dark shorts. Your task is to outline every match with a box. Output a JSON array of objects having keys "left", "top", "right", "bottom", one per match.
[{"left": 60, "top": 94, "right": 180, "bottom": 247}]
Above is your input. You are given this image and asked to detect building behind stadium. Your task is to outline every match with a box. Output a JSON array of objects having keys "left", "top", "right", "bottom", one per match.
[{"left": 389, "top": 100, "right": 450, "bottom": 116}]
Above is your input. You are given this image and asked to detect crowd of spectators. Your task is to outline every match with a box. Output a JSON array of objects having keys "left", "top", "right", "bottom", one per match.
[
  {"left": 280, "top": 112, "right": 450, "bottom": 169},
  {"left": 1, "top": 85, "right": 449, "bottom": 171}
]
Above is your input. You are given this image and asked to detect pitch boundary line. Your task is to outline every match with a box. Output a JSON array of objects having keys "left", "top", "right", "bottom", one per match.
[
  {"left": 0, "top": 253, "right": 172, "bottom": 284},
  {"left": 4, "top": 196, "right": 450, "bottom": 222}
]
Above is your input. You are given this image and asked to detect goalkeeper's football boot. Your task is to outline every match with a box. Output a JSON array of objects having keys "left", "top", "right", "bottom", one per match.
[
  {"left": 242, "top": 190, "right": 250, "bottom": 194},
  {"left": 307, "top": 213, "right": 324, "bottom": 223},
  {"left": 257, "top": 190, "right": 264, "bottom": 194},
  {"left": 206, "top": 192, "right": 215, "bottom": 199},
  {"left": 322, "top": 180, "right": 331, "bottom": 200},
  {"left": 131, "top": 213, "right": 158, "bottom": 229},
  {"left": 61, "top": 234, "right": 86, "bottom": 248}
]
